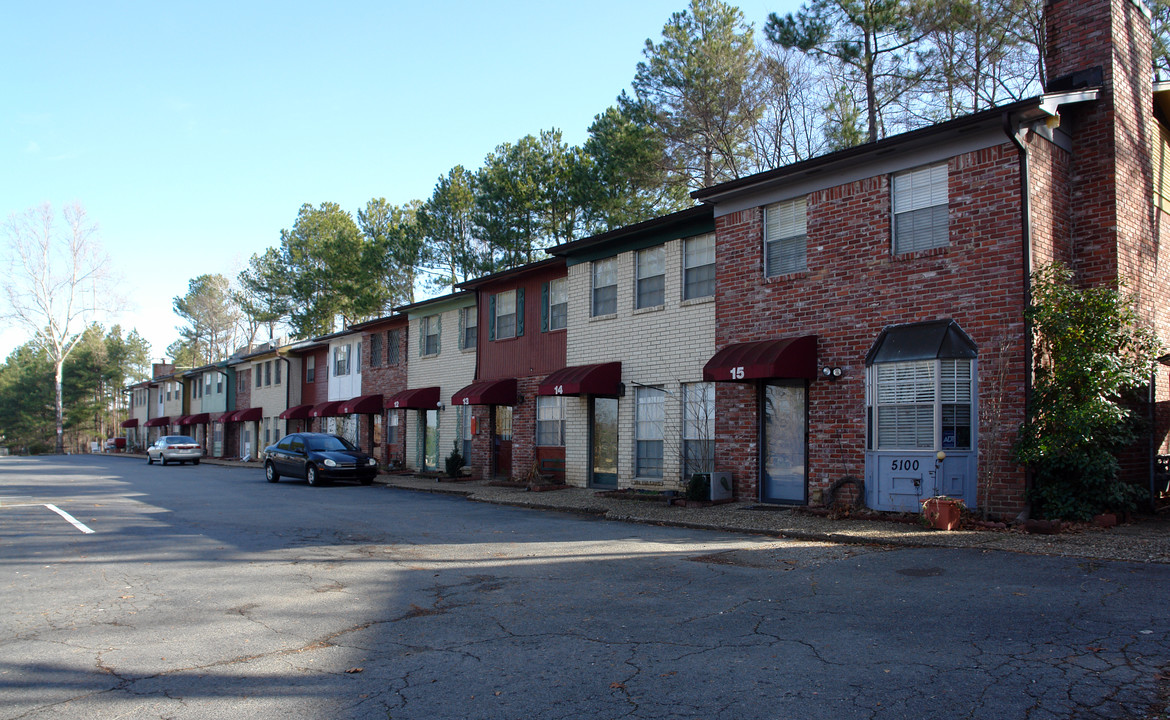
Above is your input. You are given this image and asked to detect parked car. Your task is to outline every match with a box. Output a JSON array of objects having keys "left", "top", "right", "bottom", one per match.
[
  {"left": 263, "top": 432, "right": 378, "bottom": 486},
  {"left": 147, "top": 435, "right": 202, "bottom": 466}
]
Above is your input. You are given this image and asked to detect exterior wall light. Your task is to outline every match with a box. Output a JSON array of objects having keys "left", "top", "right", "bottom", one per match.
[{"left": 821, "top": 366, "right": 843, "bottom": 379}]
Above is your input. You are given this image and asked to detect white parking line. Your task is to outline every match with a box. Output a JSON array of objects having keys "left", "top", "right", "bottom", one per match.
[{"left": 43, "top": 504, "right": 95, "bottom": 534}]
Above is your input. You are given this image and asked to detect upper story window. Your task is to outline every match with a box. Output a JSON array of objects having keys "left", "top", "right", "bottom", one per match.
[
  {"left": 166, "top": 384, "right": 172, "bottom": 401},
  {"left": 265, "top": 360, "right": 273, "bottom": 386},
  {"left": 275, "top": 359, "right": 282, "bottom": 384},
  {"left": 205, "top": 374, "right": 212, "bottom": 395},
  {"left": 636, "top": 246, "right": 665, "bottom": 309},
  {"left": 765, "top": 197, "right": 807, "bottom": 277},
  {"left": 355, "top": 342, "right": 361, "bottom": 374},
  {"left": 192, "top": 381, "right": 198, "bottom": 400},
  {"left": 892, "top": 163, "right": 949, "bottom": 254},
  {"left": 592, "top": 257, "right": 617, "bottom": 316},
  {"left": 462, "top": 306, "right": 479, "bottom": 348},
  {"left": 306, "top": 355, "right": 316, "bottom": 383},
  {"left": 388, "top": 329, "right": 400, "bottom": 365},
  {"left": 255, "top": 365, "right": 262, "bottom": 388},
  {"left": 683, "top": 234, "right": 715, "bottom": 299},
  {"left": 421, "top": 315, "right": 440, "bottom": 356},
  {"left": 370, "top": 333, "right": 383, "bottom": 367},
  {"left": 334, "top": 345, "right": 351, "bottom": 376},
  {"left": 216, "top": 374, "right": 223, "bottom": 394},
  {"left": 546, "top": 277, "right": 567, "bottom": 331},
  {"left": 493, "top": 290, "right": 516, "bottom": 340}
]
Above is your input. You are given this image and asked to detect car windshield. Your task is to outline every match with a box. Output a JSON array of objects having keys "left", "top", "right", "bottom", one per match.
[
  {"left": 307, "top": 436, "right": 354, "bottom": 452},
  {"left": 167, "top": 436, "right": 197, "bottom": 444}
]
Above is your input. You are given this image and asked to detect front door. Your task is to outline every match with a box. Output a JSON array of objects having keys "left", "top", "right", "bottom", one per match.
[
  {"left": 493, "top": 406, "right": 513, "bottom": 478},
  {"left": 589, "top": 397, "right": 618, "bottom": 488},
  {"left": 760, "top": 382, "right": 807, "bottom": 504},
  {"left": 423, "top": 410, "right": 439, "bottom": 471}
]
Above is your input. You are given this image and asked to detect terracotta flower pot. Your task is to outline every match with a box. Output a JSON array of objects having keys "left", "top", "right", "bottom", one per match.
[{"left": 921, "top": 497, "right": 962, "bottom": 531}]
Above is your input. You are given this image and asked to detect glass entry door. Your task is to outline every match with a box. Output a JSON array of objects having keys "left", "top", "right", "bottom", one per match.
[
  {"left": 589, "top": 397, "right": 618, "bottom": 488},
  {"left": 423, "top": 410, "right": 439, "bottom": 471},
  {"left": 493, "top": 405, "right": 513, "bottom": 478},
  {"left": 761, "top": 382, "right": 807, "bottom": 504}
]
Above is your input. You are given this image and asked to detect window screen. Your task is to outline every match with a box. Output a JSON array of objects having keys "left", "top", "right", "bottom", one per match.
[
  {"left": 683, "top": 234, "right": 715, "bottom": 299},
  {"left": 893, "top": 163, "right": 949, "bottom": 254},
  {"left": 548, "top": 278, "right": 567, "bottom": 330},
  {"left": 765, "top": 197, "right": 807, "bottom": 277},
  {"left": 635, "top": 387, "right": 665, "bottom": 478},
  {"left": 592, "top": 258, "right": 617, "bottom": 316},
  {"left": 636, "top": 246, "right": 665, "bottom": 308}
]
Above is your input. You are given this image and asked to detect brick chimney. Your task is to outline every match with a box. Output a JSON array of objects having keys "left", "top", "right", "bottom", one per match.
[{"left": 1044, "top": 0, "right": 1155, "bottom": 290}]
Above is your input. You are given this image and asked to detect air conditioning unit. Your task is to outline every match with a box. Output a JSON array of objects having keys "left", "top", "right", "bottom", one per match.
[{"left": 709, "top": 472, "right": 733, "bottom": 501}]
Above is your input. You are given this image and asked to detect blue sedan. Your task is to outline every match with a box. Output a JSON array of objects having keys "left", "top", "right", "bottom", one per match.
[{"left": 263, "top": 432, "right": 378, "bottom": 486}]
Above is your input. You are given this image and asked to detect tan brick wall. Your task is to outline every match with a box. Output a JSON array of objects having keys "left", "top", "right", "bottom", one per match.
[
  {"left": 404, "top": 299, "right": 477, "bottom": 471},
  {"left": 563, "top": 236, "right": 716, "bottom": 488}
]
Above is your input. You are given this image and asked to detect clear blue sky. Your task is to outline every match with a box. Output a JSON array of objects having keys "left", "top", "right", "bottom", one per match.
[{"left": 2, "top": 0, "right": 798, "bottom": 362}]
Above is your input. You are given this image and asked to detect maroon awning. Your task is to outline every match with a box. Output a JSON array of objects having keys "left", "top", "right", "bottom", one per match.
[
  {"left": 338, "top": 394, "right": 384, "bottom": 415},
  {"left": 451, "top": 378, "right": 517, "bottom": 406},
  {"left": 702, "top": 336, "right": 818, "bottom": 382},
  {"left": 174, "top": 415, "right": 190, "bottom": 425},
  {"left": 538, "top": 362, "right": 622, "bottom": 397},
  {"left": 279, "top": 403, "right": 315, "bottom": 420},
  {"left": 215, "top": 411, "right": 236, "bottom": 423},
  {"left": 234, "top": 407, "right": 263, "bottom": 422},
  {"left": 308, "top": 401, "right": 345, "bottom": 418},
  {"left": 185, "top": 412, "right": 210, "bottom": 425},
  {"left": 144, "top": 416, "right": 171, "bottom": 427},
  {"left": 385, "top": 386, "right": 441, "bottom": 410},
  {"left": 120, "top": 418, "right": 140, "bottom": 428}
]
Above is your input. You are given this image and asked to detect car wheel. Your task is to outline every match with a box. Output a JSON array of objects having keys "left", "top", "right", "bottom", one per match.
[
  {"left": 265, "top": 461, "right": 279, "bottom": 483},
  {"left": 147, "top": 454, "right": 154, "bottom": 465},
  {"left": 192, "top": 459, "right": 200, "bottom": 466},
  {"left": 161, "top": 457, "right": 168, "bottom": 466},
  {"left": 360, "top": 476, "right": 373, "bottom": 486},
  {"left": 306, "top": 465, "right": 322, "bottom": 486}
]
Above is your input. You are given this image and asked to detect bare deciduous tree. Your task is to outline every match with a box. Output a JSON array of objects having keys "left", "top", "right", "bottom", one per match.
[{"left": 2, "top": 202, "right": 113, "bottom": 454}]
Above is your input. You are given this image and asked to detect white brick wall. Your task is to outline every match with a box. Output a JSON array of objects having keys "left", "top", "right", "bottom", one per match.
[
  {"left": 564, "top": 236, "right": 716, "bottom": 489},
  {"left": 404, "top": 296, "right": 477, "bottom": 471}
]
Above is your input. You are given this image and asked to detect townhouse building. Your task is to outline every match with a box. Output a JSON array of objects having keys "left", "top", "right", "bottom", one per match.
[
  {"left": 280, "top": 338, "right": 328, "bottom": 435},
  {"left": 388, "top": 292, "right": 476, "bottom": 473},
  {"left": 117, "top": 0, "right": 1167, "bottom": 518},
  {"left": 350, "top": 314, "right": 410, "bottom": 465},
  {"left": 220, "top": 342, "right": 282, "bottom": 459},
  {"left": 547, "top": 207, "right": 716, "bottom": 490},
  {"left": 455, "top": 258, "right": 568, "bottom": 481},
  {"left": 221, "top": 359, "right": 253, "bottom": 458},
  {"left": 177, "top": 363, "right": 232, "bottom": 454},
  {"left": 123, "top": 364, "right": 170, "bottom": 449},
  {"left": 686, "top": 0, "right": 1169, "bottom": 516}
]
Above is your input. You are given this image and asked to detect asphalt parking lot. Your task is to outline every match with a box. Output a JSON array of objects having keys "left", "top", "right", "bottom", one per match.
[{"left": 2, "top": 455, "right": 1168, "bottom": 719}]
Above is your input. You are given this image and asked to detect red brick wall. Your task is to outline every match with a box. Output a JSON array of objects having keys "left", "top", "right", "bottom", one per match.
[
  {"left": 359, "top": 321, "right": 409, "bottom": 466},
  {"left": 713, "top": 145, "right": 1030, "bottom": 516},
  {"left": 1046, "top": 0, "right": 1166, "bottom": 486}
]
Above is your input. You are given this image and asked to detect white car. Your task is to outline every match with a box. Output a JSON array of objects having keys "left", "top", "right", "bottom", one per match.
[{"left": 147, "top": 435, "right": 203, "bottom": 466}]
